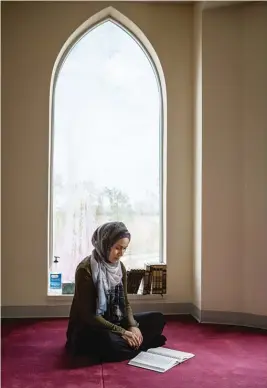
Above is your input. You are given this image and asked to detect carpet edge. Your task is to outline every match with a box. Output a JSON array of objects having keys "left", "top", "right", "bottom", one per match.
[{"left": 2, "top": 304, "right": 267, "bottom": 330}]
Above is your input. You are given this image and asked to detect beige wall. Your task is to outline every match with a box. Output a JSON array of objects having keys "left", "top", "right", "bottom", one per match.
[
  {"left": 242, "top": 4, "right": 267, "bottom": 316},
  {"left": 202, "top": 5, "right": 243, "bottom": 312},
  {"left": 2, "top": 1, "right": 266, "bottom": 317},
  {"left": 193, "top": 3, "right": 203, "bottom": 310},
  {"left": 1, "top": 2, "right": 193, "bottom": 307},
  {"left": 201, "top": 3, "right": 267, "bottom": 315}
]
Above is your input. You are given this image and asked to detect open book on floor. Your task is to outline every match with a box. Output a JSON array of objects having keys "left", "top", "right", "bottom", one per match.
[{"left": 128, "top": 347, "right": 195, "bottom": 373}]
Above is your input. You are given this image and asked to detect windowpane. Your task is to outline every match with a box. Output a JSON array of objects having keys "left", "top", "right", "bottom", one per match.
[{"left": 51, "top": 20, "right": 162, "bottom": 283}]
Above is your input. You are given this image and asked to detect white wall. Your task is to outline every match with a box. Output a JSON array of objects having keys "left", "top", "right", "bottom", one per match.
[
  {"left": 1, "top": 2, "right": 193, "bottom": 307},
  {"left": 201, "top": 3, "right": 267, "bottom": 315}
]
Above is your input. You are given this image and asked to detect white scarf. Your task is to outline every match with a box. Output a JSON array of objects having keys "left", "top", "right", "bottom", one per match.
[
  {"left": 89, "top": 222, "right": 130, "bottom": 316},
  {"left": 91, "top": 251, "right": 122, "bottom": 315}
]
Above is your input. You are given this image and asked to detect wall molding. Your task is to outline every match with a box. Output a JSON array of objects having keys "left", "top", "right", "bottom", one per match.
[
  {"left": 191, "top": 303, "right": 201, "bottom": 322},
  {"left": 1, "top": 303, "right": 191, "bottom": 319},
  {"left": 2, "top": 303, "right": 267, "bottom": 330},
  {"left": 199, "top": 308, "right": 267, "bottom": 330}
]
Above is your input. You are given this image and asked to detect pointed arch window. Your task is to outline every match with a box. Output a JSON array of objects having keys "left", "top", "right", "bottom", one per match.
[{"left": 49, "top": 15, "right": 165, "bottom": 288}]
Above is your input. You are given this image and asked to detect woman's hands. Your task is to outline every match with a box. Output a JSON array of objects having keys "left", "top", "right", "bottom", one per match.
[
  {"left": 129, "top": 326, "right": 143, "bottom": 346},
  {"left": 122, "top": 327, "right": 143, "bottom": 349},
  {"left": 122, "top": 330, "right": 139, "bottom": 349}
]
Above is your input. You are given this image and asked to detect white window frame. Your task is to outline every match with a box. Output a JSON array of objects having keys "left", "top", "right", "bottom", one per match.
[{"left": 47, "top": 6, "right": 167, "bottom": 299}]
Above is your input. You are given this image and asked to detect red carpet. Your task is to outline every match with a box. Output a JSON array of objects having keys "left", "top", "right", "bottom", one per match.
[{"left": 2, "top": 316, "right": 267, "bottom": 388}]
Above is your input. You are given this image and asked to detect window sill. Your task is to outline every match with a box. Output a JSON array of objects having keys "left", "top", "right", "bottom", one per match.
[
  {"left": 46, "top": 293, "right": 167, "bottom": 303},
  {"left": 128, "top": 294, "right": 167, "bottom": 302}
]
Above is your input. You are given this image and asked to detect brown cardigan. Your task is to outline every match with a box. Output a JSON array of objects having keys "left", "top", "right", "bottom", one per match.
[{"left": 67, "top": 256, "right": 138, "bottom": 337}]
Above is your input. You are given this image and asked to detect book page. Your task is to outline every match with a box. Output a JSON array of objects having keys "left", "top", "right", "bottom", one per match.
[
  {"left": 128, "top": 351, "right": 178, "bottom": 373},
  {"left": 147, "top": 347, "right": 195, "bottom": 362}
]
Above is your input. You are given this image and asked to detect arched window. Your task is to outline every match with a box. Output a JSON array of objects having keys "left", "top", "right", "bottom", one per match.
[{"left": 49, "top": 10, "right": 166, "bottom": 288}]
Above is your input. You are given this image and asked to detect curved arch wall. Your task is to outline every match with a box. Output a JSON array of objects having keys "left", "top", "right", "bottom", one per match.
[{"left": 2, "top": 2, "right": 193, "bottom": 312}]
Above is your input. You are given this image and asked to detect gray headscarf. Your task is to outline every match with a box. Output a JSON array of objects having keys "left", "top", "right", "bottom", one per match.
[{"left": 90, "top": 221, "right": 131, "bottom": 316}]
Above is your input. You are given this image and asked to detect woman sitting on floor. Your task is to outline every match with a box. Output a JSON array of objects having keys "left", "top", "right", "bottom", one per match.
[{"left": 66, "top": 221, "right": 166, "bottom": 362}]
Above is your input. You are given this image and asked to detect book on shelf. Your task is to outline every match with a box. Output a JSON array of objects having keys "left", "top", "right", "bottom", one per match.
[
  {"left": 162, "top": 267, "right": 167, "bottom": 294},
  {"left": 142, "top": 263, "right": 167, "bottom": 295},
  {"left": 142, "top": 264, "right": 153, "bottom": 295},
  {"left": 128, "top": 346, "right": 195, "bottom": 373},
  {"left": 127, "top": 269, "right": 145, "bottom": 294}
]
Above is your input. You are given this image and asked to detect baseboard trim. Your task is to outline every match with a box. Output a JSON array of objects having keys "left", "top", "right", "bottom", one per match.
[
  {"left": 199, "top": 309, "right": 267, "bottom": 330},
  {"left": 132, "top": 302, "right": 192, "bottom": 315},
  {"left": 190, "top": 304, "right": 201, "bottom": 322},
  {"left": 1, "top": 302, "right": 192, "bottom": 319},
  {"left": 1, "top": 305, "right": 71, "bottom": 319},
  {"left": 2, "top": 304, "right": 266, "bottom": 329}
]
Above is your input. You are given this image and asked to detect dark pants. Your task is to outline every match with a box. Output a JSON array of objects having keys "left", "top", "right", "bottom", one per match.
[{"left": 68, "top": 311, "right": 166, "bottom": 362}]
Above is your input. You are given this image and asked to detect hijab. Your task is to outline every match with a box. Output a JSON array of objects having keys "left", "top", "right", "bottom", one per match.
[{"left": 90, "top": 221, "right": 131, "bottom": 317}]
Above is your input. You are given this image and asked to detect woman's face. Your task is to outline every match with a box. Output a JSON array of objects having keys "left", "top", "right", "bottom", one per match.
[{"left": 108, "top": 237, "right": 130, "bottom": 263}]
